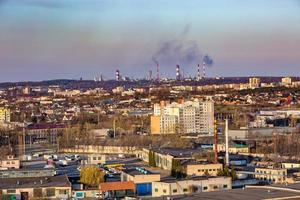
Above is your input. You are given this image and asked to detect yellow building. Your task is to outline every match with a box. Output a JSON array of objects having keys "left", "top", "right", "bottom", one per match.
[
  {"left": 150, "top": 116, "right": 161, "bottom": 134},
  {"left": 185, "top": 162, "right": 223, "bottom": 176},
  {"left": 282, "top": 77, "right": 292, "bottom": 86},
  {"left": 249, "top": 77, "right": 261, "bottom": 88},
  {"left": 255, "top": 167, "right": 287, "bottom": 184},
  {"left": 0, "top": 107, "right": 10, "bottom": 123}
]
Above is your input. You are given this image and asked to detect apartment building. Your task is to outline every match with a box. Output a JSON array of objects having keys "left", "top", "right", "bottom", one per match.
[
  {"left": 151, "top": 97, "right": 214, "bottom": 135},
  {"left": 249, "top": 77, "right": 261, "bottom": 88},
  {"left": 255, "top": 167, "right": 287, "bottom": 184},
  {"left": 282, "top": 77, "right": 292, "bottom": 86},
  {"left": 152, "top": 176, "right": 231, "bottom": 197},
  {"left": 0, "top": 107, "right": 10, "bottom": 123}
]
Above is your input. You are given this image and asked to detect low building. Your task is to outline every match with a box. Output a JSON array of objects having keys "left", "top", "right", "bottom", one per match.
[
  {"left": 138, "top": 148, "right": 200, "bottom": 170},
  {"left": 99, "top": 181, "right": 135, "bottom": 199},
  {"left": 87, "top": 154, "right": 106, "bottom": 165},
  {"left": 0, "top": 155, "right": 20, "bottom": 170},
  {"left": 214, "top": 144, "right": 249, "bottom": 154},
  {"left": 121, "top": 167, "right": 160, "bottom": 196},
  {"left": 0, "top": 168, "right": 56, "bottom": 179},
  {"left": 0, "top": 175, "right": 71, "bottom": 199},
  {"left": 185, "top": 162, "right": 223, "bottom": 177},
  {"left": 282, "top": 163, "right": 300, "bottom": 169},
  {"left": 255, "top": 167, "right": 287, "bottom": 184},
  {"left": 152, "top": 176, "right": 231, "bottom": 197}
]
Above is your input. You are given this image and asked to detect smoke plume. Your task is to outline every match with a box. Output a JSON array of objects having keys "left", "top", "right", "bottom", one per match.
[{"left": 152, "top": 25, "right": 214, "bottom": 69}]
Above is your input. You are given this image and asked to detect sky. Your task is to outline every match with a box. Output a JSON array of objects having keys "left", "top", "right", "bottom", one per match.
[{"left": 0, "top": 0, "right": 299, "bottom": 82}]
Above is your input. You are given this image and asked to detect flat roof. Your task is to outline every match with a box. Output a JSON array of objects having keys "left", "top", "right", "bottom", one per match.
[
  {"left": 123, "top": 167, "right": 156, "bottom": 176},
  {"left": 155, "top": 188, "right": 300, "bottom": 200},
  {"left": 151, "top": 148, "right": 200, "bottom": 158},
  {"left": 0, "top": 175, "right": 70, "bottom": 189}
]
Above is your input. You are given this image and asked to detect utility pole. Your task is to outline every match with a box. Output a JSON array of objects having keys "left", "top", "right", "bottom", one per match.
[
  {"left": 214, "top": 119, "right": 218, "bottom": 164},
  {"left": 113, "top": 118, "right": 116, "bottom": 138}
]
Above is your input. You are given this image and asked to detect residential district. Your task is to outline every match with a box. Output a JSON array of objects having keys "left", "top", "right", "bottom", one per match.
[{"left": 1, "top": 75, "right": 300, "bottom": 199}]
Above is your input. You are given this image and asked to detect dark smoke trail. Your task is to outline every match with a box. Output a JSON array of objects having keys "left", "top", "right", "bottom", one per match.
[{"left": 202, "top": 55, "right": 214, "bottom": 66}]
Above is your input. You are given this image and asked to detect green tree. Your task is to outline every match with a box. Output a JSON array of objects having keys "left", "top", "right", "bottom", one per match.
[
  {"left": 80, "top": 166, "right": 105, "bottom": 187},
  {"left": 171, "top": 159, "right": 185, "bottom": 178},
  {"left": 149, "top": 151, "right": 157, "bottom": 167}
]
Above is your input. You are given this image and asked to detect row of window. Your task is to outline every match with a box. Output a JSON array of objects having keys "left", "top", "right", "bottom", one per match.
[{"left": 154, "top": 184, "right": 228, "bottom": 194}]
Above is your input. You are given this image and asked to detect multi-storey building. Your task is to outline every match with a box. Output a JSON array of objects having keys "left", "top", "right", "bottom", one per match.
[
  {"left": 249, "top": 77, "right": 261, "bottom": 88},
  {"left": 0, "top": 107, "right": 10, "bottom": 123},
  {"left": 282, "top": 77, "right": 292, "bottom": 86},
  {"left": 151, "top": 98, "right": 214, "bottom": 135},
  {"left": 255, "top": 167, "right": 287, "bottom": 184}
]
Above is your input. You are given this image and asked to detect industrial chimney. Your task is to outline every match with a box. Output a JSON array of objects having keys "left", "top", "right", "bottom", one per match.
[
  {"left": 225, "top": 119, "right": 229, "bottom": 166},
  {"left": 176, "top": 65, "right": 181, "bottom": 81},
  {"left": 116, "top": 69, "right": 120, "bottom": 81}
]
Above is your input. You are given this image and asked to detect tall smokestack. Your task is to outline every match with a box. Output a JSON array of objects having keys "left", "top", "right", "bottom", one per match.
[
  {"left": 176, "top": 65, "right": 180, "bottom": 81},
  {"left": 156, "top": 63, "right": 160, "bottom": 82},
  {"left": 225, "top": 119, "right": 229, "bottom": 166},
  {"left": 202, "top": 62, "right": 206, "bottom": 79},
  {"left": 197, "top": 64, "right": 201, "bottom": 81},
  {"left": 149, "top": 70, "right": 152, "bottom": 81},
  {"left": 116, "top": 69, "right": 120, "bottom": 81}
]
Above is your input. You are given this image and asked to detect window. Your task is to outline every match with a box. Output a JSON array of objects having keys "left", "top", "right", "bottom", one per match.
[
  {"left": 155, "top": 188, "right": 158, "bottom": 192},
  {"left": 59, "top": 190, "right": 68, "bottom": 195},
  {"left": 203, "top": 186, "right": 208, "bottom": 190},
  {"left": 93, "top": 157, "right": 97, "bottom": 160},
  {"left": 163, "top": 189, "right": 166, "bottom": 193},
  {"left": 33, "top": 188, "right": 43, "bottom": 197},
  {"left": 213, "top": 185, "right": 218, "bottom": 189},
  {"left": 7, "top": 190, "right": 16, "bottom": 194},
  {"left": 183, "top": 188, "right": 188, "bottom": 192},
  {"left": 173, "top": 189, "right": 177, "bottom": 193},
  {"left": 46, "top": 188, "right": 55, "bottom": 197},
  {"left": 223, "top": 185, "right": 227, "bottom": 188}
]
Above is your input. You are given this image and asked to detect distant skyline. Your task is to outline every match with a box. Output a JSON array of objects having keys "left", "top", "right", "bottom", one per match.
[{"left": 0, "top": 0, "right": 300, "bottom": 82}]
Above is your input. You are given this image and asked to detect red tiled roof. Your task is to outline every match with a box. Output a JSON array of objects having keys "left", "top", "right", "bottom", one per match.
[{"left": 99, "top": 181, "right": 135, "bottom": 192}]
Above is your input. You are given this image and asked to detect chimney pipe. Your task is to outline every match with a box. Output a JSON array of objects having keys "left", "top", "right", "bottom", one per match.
[{"left": 225, "top": 119, "right": 229, "bottom": 166}]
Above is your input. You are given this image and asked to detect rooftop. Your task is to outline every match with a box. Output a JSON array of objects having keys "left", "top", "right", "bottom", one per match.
[
  {"left": 151, "top": 148, "right": 200, "bottom": 158},
  {"left": 99, "top": 181, "right": 135, "bottom": 192},
  {"left": 157, "top": 188, "right": 300, "bottom": 200},
  {"left": 0, "top": 175, "right": 71, "bottom": 189},
  {"left": 123, "top": 167, "right": 156, "bottom": 176}
]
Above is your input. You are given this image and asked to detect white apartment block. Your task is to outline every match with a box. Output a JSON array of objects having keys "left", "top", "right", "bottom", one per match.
[{"left": 152, "top": 97, "right": 214, "bottom": 134}]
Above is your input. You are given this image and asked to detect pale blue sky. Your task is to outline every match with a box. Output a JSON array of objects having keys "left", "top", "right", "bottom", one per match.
[{"left": 0, "top": 0, "right": 299, "bottom": 81}]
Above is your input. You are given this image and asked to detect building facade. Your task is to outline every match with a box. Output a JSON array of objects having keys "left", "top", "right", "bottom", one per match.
[
  {"left": 152, "top": 177, "right": 231, "bottom": 197},
  {"left": 249, "top": 77, "right": 261, "bottom": 88},
  {"left": 151, "top": 98, "right": 214, "bottom": 135},
  {"left": 0, "top": 108, "right": 10, "bottom": 123},
  {"left": 255, "top": 167, "right": 287, "bottom": 184}
]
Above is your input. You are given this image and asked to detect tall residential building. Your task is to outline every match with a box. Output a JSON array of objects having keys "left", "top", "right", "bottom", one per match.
[
  {"left": 249, "top": 77, "right": 261, "bottom": 88},
  {"left": 282, "top": 77, "right": 292, "bottom": 86},
  {"left": 0, "top": 108, "right": 11, "bottom": 123},
  {"left": 151, "top": 97, "right": 214, "bottom": 135}
]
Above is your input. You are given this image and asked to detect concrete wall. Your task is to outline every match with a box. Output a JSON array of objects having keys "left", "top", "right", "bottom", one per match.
[
  {"left": 186, "top": 163, "right": 223, "bottom": 176},
  {"left": 61, "top": 145, "right": 138, "bottom": 155}
]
